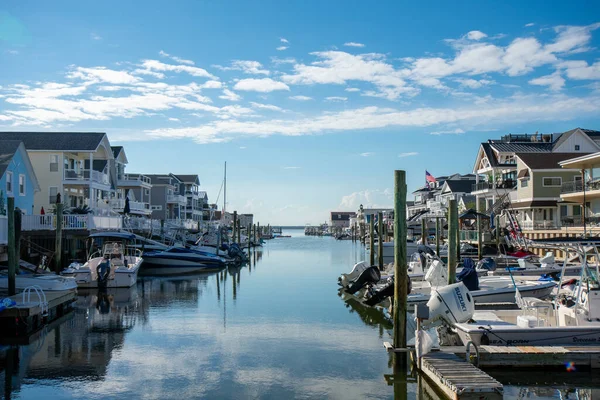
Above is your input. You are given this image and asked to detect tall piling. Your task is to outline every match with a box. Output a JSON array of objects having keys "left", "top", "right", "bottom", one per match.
[
  {"left": 7, "top": 198, "right": 15, "bottom": 295},
  {"left": 447, "top": 199, "right": 458, "bottom": 284},
  {"left": 495, "top": 214, "right": 500, "bottom": 250},
  {"left": 421, "top": 218, "right": 427, "bottom": 245},
  {"left": 232, "top": 211, "right": 237, "bottom": 244},
  {"left": 369, "top": 217, "right": 375, "bottom": 266},
  {"left": 435, "top": 216, "right": 440, "bottom": 256},
  {"left": 477, "top": 214, "right": 483, "bottom": 260},
  {"left": 378, "top": 212, "right": 384, "bottom": 269},
  {"left": 393, "top": 170, "right": 408, "bottom": 355},
  {"left": 248, "top": 224, "right": 252, "bottom": 252},
  {"left": 54, "top": 203, "right": 64, "bottom": 274}
]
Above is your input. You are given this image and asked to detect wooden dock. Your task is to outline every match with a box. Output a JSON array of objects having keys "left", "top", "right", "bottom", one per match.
[{"left": 0, "top": 290, "right": 75, "bottom": 337}]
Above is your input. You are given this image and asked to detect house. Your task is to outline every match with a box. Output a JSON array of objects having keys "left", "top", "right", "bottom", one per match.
[
  {"left": 175, "top": 175, "right": 203, "bottom": 223},
  {"left": 239, "top": 213, "right": 254, "bottom": 229},
  {"left": 146, "top": 174, "right": 186, "bottom": 220},
  {"left": 512, "top": 153, "right": 583, "bottom": 230},
  {"left": 330, "top": 211, "right": 356, "bottom": 228},
  {"left": 0, "top": 132, "right": 117, "bottom": 214},
  {"left": 472, "top": 128, "right": 600, "bottom": 213},
  {"left": 0, "top": 140, "right": 40, "bottom": 216},
  {"left": 110, "top": 146, "right": 152, "bottom": 217},
  {"left": 199, "top": 191, "right": 211, "bottom": 220},
  {"left": 408, "top": 173, "right": 475, "bottom": 219},
  {"left": 558, "top": 152, "right": 600, "bottom": 228},
  {"left": 458, "top": 195, "right": 476, "bottom": 213}
]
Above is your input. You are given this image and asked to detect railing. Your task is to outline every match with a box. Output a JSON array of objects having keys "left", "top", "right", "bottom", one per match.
[
  {"left": 166, "top": 218, "right": 197, "bottom": 230},
  {"left": 167, "top": 194, "right": 186, "bottom": 204},
  {"left": 64, "top": 169, "right": 110, "bottom": 185},
  {"left": 0, "top": 216, "right": 7, "bottom": 244},
  {"left": 22, "top": 215, "right": 55, "bottom": 231},
  {"left": 21, "top": 214, "right": 122, "bottom": 231},
  {"left": 472, "top": 180, "right": 516, "bottom": 192},
  {"left": 520, "top": 220, "right": 559, "bottom": 230},
  {"left": 460, "top": 230, "right": 479, "bottom": 241},
  {"left": 119, "top": 174, "right": 152, "bottom": 185},
  {"left": 561, "top": 215, "right": 600, "bottom": 227},
  {"left": 560, "top": 180, "right": 600, "bottom": 194},
  {"left": 109, "top": 199, "right": 150, "bottom": 213}
]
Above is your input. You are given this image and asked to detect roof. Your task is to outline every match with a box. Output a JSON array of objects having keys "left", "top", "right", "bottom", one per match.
[
  {"left": 459, "top": 194, "right": 476, "bottom": 205},
  {"left": 510, "top": 200, "right": 557, "bottom": 209},
  {"left": 0, "top": 132, "right": 106, "bottom": 151},
  {"left": 146, "top": 174, "right": 181, "bottom": 185},
  {"left": 516, "top": 153, "right": 589, "bottom": 170},
  {"left": 517, "top": 169, "right": 530, "bottom": 179},
  {"left": 111, "top": 146, "right": 123, "bottom": 159},
  {"left": 175, "top": 174, "right": 200, "bottom": 184},
  {"left": 481, "top": 143, "right": 499, "bottom": 168},
  {"left": 198, "top": 191, "right": 207, "bottom": 198},
  {"left": 489, "top": 141, "right": 553, "bottom": 153},
  {"left": 331, "top": 211, "right": 356, "bottom": 221},
  {"left": 551, "top": 128, "right": 600, "bottom": 150},
  {"left": 444, "top": 179, "right": 476, "bottom": 193},
  {"left": 0, "top": 140, "right": 23, "bottom": 178}
]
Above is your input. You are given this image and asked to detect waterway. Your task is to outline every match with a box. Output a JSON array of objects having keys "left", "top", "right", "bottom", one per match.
[{"left": 0, "top": 229, "right": 597, "bottom": 399}]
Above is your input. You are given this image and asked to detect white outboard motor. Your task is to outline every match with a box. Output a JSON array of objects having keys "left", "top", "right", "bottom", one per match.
[
  {"left": 424, "top": 259, "right": 448, "bottom": 288},
  {"left": 540, "top": 252, "right": 555, "bottom": 268},
  {"left": 338, "top": 261, "right": 369, "bottom": 288},
  {"left": 407, "top": 253, "right": 424, "bottom": 275},
  {"left": 426, "top": 282, "right": 475, "bottom": 327}
]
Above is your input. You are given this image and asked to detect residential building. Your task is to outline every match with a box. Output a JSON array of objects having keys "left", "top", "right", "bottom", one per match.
[
  {"left": 511, "top": 153, "right": 582, "bottom": 230},
  {"left": 472, "top": 128, "right": 600, "bottom": 213},
  {"left": 239, "top": 213, "right": 254, "bottom": 228},
  {"left": 147, "top": 174, "right": 186, "bottom": 220},
  {"left": 0, "top": 140, "right": 40, "bottom": 215},
  {"left": 176, "top": 175, "right": 203, "bottom": 222},
  {"left": 408, "top": 173, "right": 475, "bottom": 219},
  {"left": 199, "top": 192, "right": 211, "bottom": 220},
  {"left": 111, "top": 146, "right": 152, "bottom": 217},
  {"left": 458, "top": 195, "right": 476, "bottom": 213},
  {"left": 330, "top": 211, "right": 356, "bottom": 228},
  {"left": 559, "top": 152, "right": 600, "bottom": 227},
  {"left": 0, "top": 132, "right": 117, "bottom": 213}
]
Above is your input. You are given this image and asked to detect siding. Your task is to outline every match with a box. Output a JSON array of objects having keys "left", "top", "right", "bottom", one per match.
[
  {"left": 0, "top": 149, "right": 37, "bottom": 214},
  {"left": 150, "top": 186, "right": 167, "bottom": 220},
  {"left": 532, "top": 170, "right": 579, "bottom": 198}
]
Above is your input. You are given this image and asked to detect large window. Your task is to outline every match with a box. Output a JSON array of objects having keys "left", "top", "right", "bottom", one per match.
[
  {"left": 19, "top": 174, "right": 25, "bottom": 196},
  {"left": 50, "top": 155, "right": 59, "bottom": 172},
  {"left": 6, "top": 171, "right": 13, "bottom": 194},
  {"left": 49, "top": 186, "right": 58, "bottom": 204},
  {"left": 543, "top": 177, "right": 562, "bottom": 187}
]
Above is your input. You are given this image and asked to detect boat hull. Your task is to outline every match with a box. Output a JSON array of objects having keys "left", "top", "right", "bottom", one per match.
[
  {"left": 0, "top": 274, "right": 77, "bottom": 291},
  {"left": 140, "top": 256, "right": 221, "bottom": 275},
  {"left": 62, "top": 257, "right": 141, "bottom": 288},
  {"left": 454, "top": 324, "right": 600, "bottom": 346}
]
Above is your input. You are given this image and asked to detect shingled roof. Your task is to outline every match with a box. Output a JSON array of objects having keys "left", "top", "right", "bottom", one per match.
[
  {"left": 0, "top": 140, "right": 24, "bottom": 178},
  {"left": 444, "top": 179, "right": 476, "bottom": 193},
  {"left": 516, "top": 152, "right": 590, "bottom": 170},
  {"left": 175, "top": 174, "right": 200, "bottom": 184},
  {"left": 0, "top": 132, "right": 106, "bottom": 151}
]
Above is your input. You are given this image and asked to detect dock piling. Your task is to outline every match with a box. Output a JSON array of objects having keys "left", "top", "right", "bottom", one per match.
[
  {"left": 54, "top": 203, "right": 63, "bottom": 274},
  {"left": 369, "top": 217, "right": 375, "bottom": 266},
  {"left": 393, "top": 170, "right": 408, "bottom": 356},
  {"left": 477, "top": 214, "right": 482, "bottom": 260},
  {"left": 435, "top": 217, "right": 440, "bottom": 256},
  {"left": 7, "top": 197, "right": 15, "bottom": 295},
  {"left": 447, "top": 199, "right": 457, "bottom": 284},
  {"left": 248, "top": 224, "right": 251, "bottom": 252},
  {"left": 233, "top": 211, "right": 237, "bottom": 244},
  {"left": 421, "top": 218, "right": 427, "bottom": 246},
  {"left": 378, "top": 212, "right": 383, "bottom": 269}
]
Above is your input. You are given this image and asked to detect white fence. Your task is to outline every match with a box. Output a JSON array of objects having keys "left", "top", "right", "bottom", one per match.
[{"left": 20, "top": 214, "right": 195, "bottom": 232}]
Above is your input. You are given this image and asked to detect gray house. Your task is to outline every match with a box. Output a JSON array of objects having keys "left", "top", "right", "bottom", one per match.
[
  {"left": 175, "top": 174, "right": 203, "bottom": 223},
  {"left": 146, "top": 174, "right": 185, "bottom": 220}
]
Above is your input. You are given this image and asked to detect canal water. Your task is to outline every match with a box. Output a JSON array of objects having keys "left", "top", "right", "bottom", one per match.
[{"left": 1, "top": 229, "right": 597, "bottom": 399}]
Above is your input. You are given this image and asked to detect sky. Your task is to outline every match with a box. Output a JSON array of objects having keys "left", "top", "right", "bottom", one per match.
[{"left": 1, "top": 0, "right": 600, "bottom": 225}]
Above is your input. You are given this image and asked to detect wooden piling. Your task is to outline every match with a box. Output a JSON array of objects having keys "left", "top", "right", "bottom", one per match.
[
  {"left": 495, "top": 215, "right": 500, "bottom": 249},
  {"left": 477, "top": 214, "right": 482, "bottom": 260},
  {"left": 54, "top": 203, "right": 63, "bottom": 274},
  {"left": 447, "top": 199, "right": 457, "bottom": 284},
  {"left": 378, "top": 212, "right": 384, "bottom": 268},
  {"left": 421, "top": 218, "right": 427, "bottom": 245},
  {"left": 257, "top": 222, "right": 260, "bottom": 241},
  {"left": 232, "top": 211, "right": 237, "bottom": 244},
  {"left": 7, "top": 197, "right": 15, "bottom": 295},
  {"left": 435, "top": 217, "right": 440, "bottom": 256},
  {"left": 369, "top": 217, "right": 375, "bottom": 266},
  {"left": 393, "top": 170, "right": 408, "bottom": 352},
  {"left": 248, "top": 224, "right": 251, "bottom": 252}
]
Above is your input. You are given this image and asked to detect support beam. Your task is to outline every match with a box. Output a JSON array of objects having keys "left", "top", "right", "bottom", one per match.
[
  {"left": 393, "top": 170, "right": 408, "bottom": 353},
  {"left": 378, "top": 212, "right": 384, "bottom": 269},
  {"left": 55, "top": 203, "right": 64, "bottom": 274},
  {"left": 7, "top": 197, "right": 15, "bottom": 295},
  {"left": 447, "top": 199, "right": 458, "bottom": 284},
  {"left": 435, "top": 217, "right": 440, "bottom": 256},
  {"left": 369, "top": 217, "right": 375, "bottom": 266}
]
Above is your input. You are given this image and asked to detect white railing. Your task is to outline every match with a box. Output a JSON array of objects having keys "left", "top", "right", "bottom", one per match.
[
  {"left": 64, "top": 169, "right": 110, "bottom": 185},
  {"left": 0, "top": 216, "right": 7, "bottom": 244},
  {"left": 22, "top": 215, "right": 54, "bottom": 231},
  {"left": 520, "top": 220, "right": 559, "bottom": 230},
  {"left": 119, "top": 174, "right": 152, "bottom": 185},
  {"left": 167, "top": 194, "right": 186, "bottom": 204},
  {"left": 63, "top": 215, "right": 89, "bottom": 230},
  {"left": 109, "top": 199, "right": 150, "bottom": 213},
  {"left": 166, "top": 218, "right": 197, "bottom": 230},
  {"left": 89, "top": 215, "right": 122, "bottom": 230},
  {"left": 21, "top": 214, "right": 122, "bottom": 231}
]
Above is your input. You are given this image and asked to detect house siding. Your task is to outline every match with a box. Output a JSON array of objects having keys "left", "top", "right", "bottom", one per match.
[
  {"left": 30, "top": 152, "right": 64, "bottom": 214},
  {"left": 150, "top": 186, "right": 167, "bottom": 220},
  {"left": 532, "top": 171, "right": 579, "bottom": 198},
  {"left": 0, "top": 148, "right": 37, "bottom": 214}
]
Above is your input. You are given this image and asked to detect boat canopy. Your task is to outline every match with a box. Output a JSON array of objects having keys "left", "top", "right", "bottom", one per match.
[{"left": 89, "top": 231, "right": 137, "bottom": 240}]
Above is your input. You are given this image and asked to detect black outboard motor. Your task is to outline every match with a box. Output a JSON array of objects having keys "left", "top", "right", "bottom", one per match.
[
  {"left": 346, "top": 266, "right": 381, "bottom": 295},
  {"left": 97, "top": 257, "right": 111, "bottom": 288},
  {"left": 457, "top": 258, "right": 479, "bottom": 291},
  {"left": 418, "top": 245, "right": 435, "bottom": 257},
  {"left": 364, "top": 276, "right": 412, "bottom": 306}
]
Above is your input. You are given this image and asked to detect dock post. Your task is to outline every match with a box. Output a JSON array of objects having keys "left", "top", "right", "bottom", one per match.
[
  {"left": 495, "top": 215, "right": 500, "bottom": 249},
  {"left": 54, "top": 203, "right": 64, "bottom": 274},
  {"left": 369, "top": 217, "right": 375, "bottom": 266},
  {"left": 257, "top": 222, "right": 260, "bottom": 242},
  {"left": 435, "top": 217, "right": 440, "bottom": 256},
  {"left": 378, "top": 212, "right": 384, "bottom": 269},
  {"left": 232, "top": 211, "right": 237, "bottom": 244},
  {"left": 421, "top": 217, "right": 427, "bottom": 246},
  {"left": 248, "top": 224, "right": 252, "bottom": 252},
  {"left": 7, "top": 197, "right": 15, "bottom": 295},
  {"left": 237, "top": 217, "right": 241, "bottom": 244},
  {"left": 160, "top": 219, "right": 164, "bottom": 239},
  {"left": 447, "top": 199, "right": 458, "bottom": 284},
  {"left": 477, "top": 214, "right": 483, "bottom": 260},
  {"left": 393, "top": 170, "right": 408, "bottom": 360}
]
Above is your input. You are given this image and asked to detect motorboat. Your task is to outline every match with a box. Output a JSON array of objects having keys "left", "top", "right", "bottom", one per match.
[
  {"left": 451, "top": 238, "right": 600, "bottom": 346},
  {"left": 62, "top": 232, "right": 143, "bottom": 288},
  {"left": 371, "top": 240, "right": 421, "bottom": 264},
  {"left": 0, "top": 270, "right": 77, "bottom": 291},
  {"left": 479, "top": 252, "right": 581, "bottom": 277},
  {"left": 140, "top": 247, "right": 227, "bottom": 275}
]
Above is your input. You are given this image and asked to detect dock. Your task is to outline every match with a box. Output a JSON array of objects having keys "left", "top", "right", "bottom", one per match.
[{"left": 0, "top": 290, "right": 76, "bottom": 337}]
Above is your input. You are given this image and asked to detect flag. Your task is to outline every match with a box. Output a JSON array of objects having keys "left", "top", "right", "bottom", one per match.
[{"left": 425, "top": 171, "right": 436, "bottom": 188}]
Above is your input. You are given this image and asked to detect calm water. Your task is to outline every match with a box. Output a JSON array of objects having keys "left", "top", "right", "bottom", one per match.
[{"left": 0, "top": 229, "right": 597, "bottom": 399}]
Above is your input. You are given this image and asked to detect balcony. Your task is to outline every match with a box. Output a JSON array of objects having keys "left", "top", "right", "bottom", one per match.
[
  {"left": 520, "top": 220, "right": 559, "bottom": 230},
  {"left": 21, "top": 214, "right": 122, "bottom": 231},
  {"left": 471, "top": 180, "right": 516, "bottom": 193},
  {"left": 118, "top": 174, "right": 152, "bottom": 188},
  {"left": 561, "top": 180, "right": 600, "bottom": 202},
  {"left": 64, "top": 169, "right": 110, "bottom": 186},
  {"left": 109, "top": 199, "right": 151, "bottom": 214},
  {"left": 167, "top": 194, "right": 186, "bottom": 204}
]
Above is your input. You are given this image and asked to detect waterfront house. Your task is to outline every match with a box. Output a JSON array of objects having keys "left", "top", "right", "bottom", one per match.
[
  {"left": 408, "top": 173, "right": 475, "bottom": 219},
  {"left": 458, "top": 195, "right": 476, "bottom": 213},
  {"left": 0, "top": 132, "right": 117, "bottom": 214},
  {"left": 511, "top": 153, "right": 583, "bottom": 230},
  {"left": 0, "top": 140, "right": 40, "bottom": 216},
  {"left": 559, "top": 152, "right": 600, "bottom": 228},
  {"left": 146, "top": 174, "right": 186, "bottom": 220},
  {"left": 471, "top": 128, "right": 600, "bottom": 213},
  {"left": 239, "top": 213, "right": 254, "bottom": 229},
  {"left": 111, "top": 146, "right": 152, "bottom": 217},
  {"left": 175, "top": 174, "right": 204, "bottom": 223},
  {"left": 330, "top": 211, "right": 356, "bottom": 228}
]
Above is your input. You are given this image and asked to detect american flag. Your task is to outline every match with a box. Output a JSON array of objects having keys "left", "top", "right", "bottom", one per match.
[{"left": 426, "top": 170, "right": 436, "bottom": 184}]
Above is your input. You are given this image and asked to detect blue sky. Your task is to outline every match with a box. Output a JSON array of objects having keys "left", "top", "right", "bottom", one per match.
[{"left": 1, "top": 0, "right": 600, "bottom": 225}]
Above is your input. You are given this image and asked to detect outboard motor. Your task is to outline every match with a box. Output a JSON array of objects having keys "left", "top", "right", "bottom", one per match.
[
  {"left": 364, "top": 276, "right": 412, "bottom": 306},
  {"left": 346, "top": 266, "right": 381, "bottom": 294},
  {"left": 457, "top": 258, "right": 479, "bottom": 291},
  {"left": 477, "top": 257, "right": 497, "bottom": 272},
  {"left": 97, "top": 257, "right": 111, "bottom": 288},
  {"left": 338, "top": 261, "right": 369, "bottom": 288},
  {"left": 426, "top": 282, "right": 474, "bottom": 326},
  {"left": 418, "top": 245, "right": 436, "bottom": 257}
]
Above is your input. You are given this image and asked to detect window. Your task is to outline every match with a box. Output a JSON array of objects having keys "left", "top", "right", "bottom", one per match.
[
  {"left": 6, "top": 171, "right": 12, "bottom": 193},
  {"left": 144, "top": 188, "right": 150, "bottom": 196},
  {"left": 543, "top": 177, "right": 562, "bottom": 187},
  {"left": 19, "top": 174, "right": 25, "bottom": 196},
  {"left": 560, "top": 205, "right": 567, "bottom": 217},
  {"left": 49, "top": 186, "right": 58, "bottom": 204},
  {"left": 575, "top": 145, "right": 580, "bottom": 151},
  {"left": 50, "top": 155, "right": 59, "bottom": 172},
  {"left": 151, "top": 205, "right": 163, "bottom": 211},
  {"left": 573, "top": 205, "right": 582, "bottom": 216},
  {"left": 521, "top": 179, "right": 528, "bottom": 188}
]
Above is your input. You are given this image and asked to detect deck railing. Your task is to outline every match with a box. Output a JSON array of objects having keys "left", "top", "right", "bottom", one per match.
[
  {"left": 472, "top": 180, "right": 516, "bottom": 192},
  {"left": 64, "top": 169, "right": 110, "bottom": 185},
  {"left": 520, "top": 220, "right": 559, "bottom": 230},
  {"left": 109, "top": 199, "right": 150, "bottom": 213}
]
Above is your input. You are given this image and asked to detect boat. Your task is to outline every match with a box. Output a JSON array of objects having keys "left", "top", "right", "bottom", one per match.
[
  {"left": 140, "top": 247, "right": 227, "bottom": 275},
  {"left": 0, "top": 270, "right": 77, "bottom": 291},
  {"left": 62, "top": 232, "right": 143, "bottom": 288},
  {"left": 371, "top": 240, "right": 422, "bottom": 264},
  {"left": 451, "top": 238, "right": 600, "bottom": 346}
]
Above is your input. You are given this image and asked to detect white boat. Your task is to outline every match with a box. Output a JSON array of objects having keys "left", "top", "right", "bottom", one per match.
[
  {"left": 372, "top": 240, "right": 421, "bottom": 264},
  {"left": 481, "top": 252, "right": 581, "bottom": 277},
  {"left": 62, "top": 232, "right": 143, "bottom": 288},
  {"left": 140, "top": 247, "right": 226, "bottom": 276},
  {"left": 451, "top": 238, "right": 600, "bottom": 346},
  {"left": 0, "top": 271, "right": 77, "bottom": 291}
]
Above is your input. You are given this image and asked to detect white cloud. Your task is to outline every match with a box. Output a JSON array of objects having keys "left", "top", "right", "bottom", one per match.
[
  {"left": 168, "top": 117, "right": 180, "bottom": 122},
  {"left": 360, "top": 152, "right": 375, "bottom": 157},
  {"left": 67, "top": 66, "right": 140, "bottom": 84},
  {"left": 214, "top": 60, "right": 269, "bottom": 75},
  {"left": 289, "top": 95, "right": 312, "bottom": 101},
  {"left": 344, "top": 42, "right": 365, "bottom": 48},
  {"left": 325, "top": 96, "right": 347, "bottom": 102},
  {"left": 250, "top": 102, "right": 284, "bottom": 112},
  {"left": 529, "top": 71, "right": 565, "bottom": 91},
  {"left": 345, "top": 87, "right": 360, "bottom": 92},
  {"left": 339, "top": 189, "right": 392, "bottom": 210},
  {"left": 201, "top": 80, "right": 223, "bottom": 89},
  {"left": 559, "top": 60, "right": 600, "bottom": 80},
  {"left": 280, "top": 38, "right": 289, "bottom": 43},
  {"left": 239, "top": 146, "right": 246, "bottom": 149},
  {"left": 219, "top": 89, "right": 242, "bottom": 101},
  {"left": 5, "top": 49, "right": 19, "bottom": 55},
  {"left": 159, "top": 50, "right": 195, "bottom": 65},
  {"left": 271, "top": 57, "right": 296, "bottom": 65},
  {"left": 233, "top": 78, "right": 290, "bottom": 92},
  {"left": 283, "top": 166, "right": 300, "bottom": 169},
  {"left": 466, "top": 30, "right": 487, "bottom": 41},
  {"left": 455, "top": 78, "right": 494, "bottom": 89},
  {"left": 398, "top": 152, "right": 418, "bottom": 158},
  {"left": 430, "top": 128, "right": 465, "bottom": 135},
  {"left": 90, "top": 33, "right": 102, "bottom": 40},
  {"left": 546, "top": 23, "right": 600, "bottom": 54},
  {"left": 133, "top": 69, "right": 165, "bottom": 79},
  {"left": 138, "top": 59, "right": 215, "bottom": 78},
  {"left": 276, "top": 46, "right": 288, "bottom": 51},
  {"left": 525, "top": 23, "right": 535, "bottom": 27}
]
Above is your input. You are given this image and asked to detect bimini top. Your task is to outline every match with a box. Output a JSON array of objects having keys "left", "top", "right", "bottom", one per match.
[
  {"left": 533, "top": 237, "right": 600, "bottom": 244},
  {"left": 89, "top": 231, "right": 137, "bottom": 240}
]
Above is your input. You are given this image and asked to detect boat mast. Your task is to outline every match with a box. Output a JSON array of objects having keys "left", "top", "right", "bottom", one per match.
[{"left": 223, "top": 161, "right": 227, "bottom": 216}]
